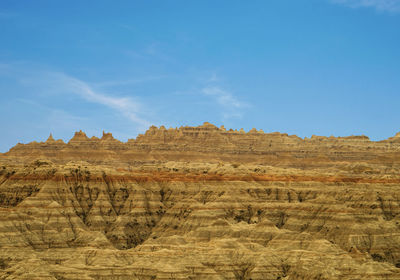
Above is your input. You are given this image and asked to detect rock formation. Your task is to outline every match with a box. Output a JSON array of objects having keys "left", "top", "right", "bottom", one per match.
[{"left": 0, "top": 123, "right": 399, "bottom": 279}]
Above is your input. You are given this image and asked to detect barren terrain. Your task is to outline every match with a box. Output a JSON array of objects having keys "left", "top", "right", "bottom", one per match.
[{"left": 0, "top": 122, "right": 400, "bottom": 279}]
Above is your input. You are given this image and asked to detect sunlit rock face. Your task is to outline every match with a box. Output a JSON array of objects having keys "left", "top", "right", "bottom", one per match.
[{"left": 0, "top": 123, "right": 400, "bottom": 279}]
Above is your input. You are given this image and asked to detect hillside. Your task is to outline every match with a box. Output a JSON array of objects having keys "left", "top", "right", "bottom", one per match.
[{"left": 0, "top": 123, "right": 399, "bottom": 279}]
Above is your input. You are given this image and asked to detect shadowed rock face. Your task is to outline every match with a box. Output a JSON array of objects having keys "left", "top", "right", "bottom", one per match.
[{"left": 0, "top": 124, "right": 400, "bottom": 279}]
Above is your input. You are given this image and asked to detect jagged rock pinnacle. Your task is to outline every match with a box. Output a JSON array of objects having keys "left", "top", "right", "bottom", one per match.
[
  {"left": 101, "top": 131, "right": 115, "bottom": 141},
  {"left": 46, "top": 133, "right": 55, "bottom": 143},
  {"left": 68, "top": 130, "right": 89, "bottom": 143}
]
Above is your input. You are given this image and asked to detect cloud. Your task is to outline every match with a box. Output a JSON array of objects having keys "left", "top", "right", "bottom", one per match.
[
  {"left": 201, "top": 86, "right": 248, "bottom": 120},
  {"left": 0, "top": 62, "right": 156, "bottom": 146},
  {"left": 208, "top": 73, "right": 219, "bottom": 83},
  {"left": 17, "top": 98, "right": 87, "bottom": 132},
  {"left": 92, "top": 75, "right": 167, "bottom": 88},
  {"left": 46, "top": 72, "right": 151, "bottom": 128},
  {"left": 331, "top": 0, "right": 400, "bottom": 12},
  {"left": 124, "top": 42, "right": 175, "bottom": 63},
  {"left": 202, "top": 86, "right": 244, "bottom": 108},
  {"left": 2, "top": 63, "right": 152, "bottom": 129}
]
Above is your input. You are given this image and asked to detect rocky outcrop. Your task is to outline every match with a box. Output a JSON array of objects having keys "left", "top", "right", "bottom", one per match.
[
  {"left": 3, "top": 122, "right": 400, "bottom": 167},
  {"left": 0, "top": 124, "right": 399, "bottom": 279}
]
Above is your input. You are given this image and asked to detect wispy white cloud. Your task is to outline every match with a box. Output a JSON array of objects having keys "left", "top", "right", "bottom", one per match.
[
  {"left": 2, "top": 62, "right": 152, "bottom": 129},
  {"left": 46, "top": 72, "right": 151, "bottom": 128},
  {"left": 17, "top": 98, "right": 87, "bottom": 133},
  {"left": 0, "top": 61, "right": 155, "bottom": 144},
  {"left": 202, "top": 86, "right": 244, "bottom": 108},
  {"left": 201, "top": 86, "right": 248, "bottom": 120},
  {"left": 208, "top": 73, "right": 219, "bottom": 83},
  {"left": 92, "top": 75, "right": 167, "bottom": 88},
  {"left": 124, "top": 42, "right": 175, "bottom": 63},
  {"left": 331, "top": 0, "right": 400, "bottom": 12}
]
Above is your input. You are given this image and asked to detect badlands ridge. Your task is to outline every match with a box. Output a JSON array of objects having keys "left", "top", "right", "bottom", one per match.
[{"left": 0, "top": 122, "right": 400, "bottom": 279}]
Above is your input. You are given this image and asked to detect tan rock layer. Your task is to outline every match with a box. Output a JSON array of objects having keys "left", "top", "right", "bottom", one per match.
[
  {"left": 0, "top": 123, "right": 399, "bottom": 279},
  {"left": 5, "top": 171, "right": 400, "bottom": 184},
  {"left": 0, "top": 160, "right": 399, "bottom": 279},
  {"left": 2, "top": 122, "right": 400, "bottom": 166}
]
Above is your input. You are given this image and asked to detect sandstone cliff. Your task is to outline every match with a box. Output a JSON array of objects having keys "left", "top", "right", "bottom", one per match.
[{"left": 0, "top": 123, "right": 399, "bottom": 279}]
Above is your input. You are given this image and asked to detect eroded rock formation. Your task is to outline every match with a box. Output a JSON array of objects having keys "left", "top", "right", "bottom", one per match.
[
  {"left": 0, "top": 123, "right": 399, "bottom": 279},
  {"left": 5, "top": 122, "right": 400, "bottom": 167}
]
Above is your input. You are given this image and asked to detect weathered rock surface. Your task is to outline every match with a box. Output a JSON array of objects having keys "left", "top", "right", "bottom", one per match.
[
  {"left": 0, "top": 123, "right": 399, "bottom": 279},
  {"left": 4, "top": 122, "right": 400, "bottom": 167}
]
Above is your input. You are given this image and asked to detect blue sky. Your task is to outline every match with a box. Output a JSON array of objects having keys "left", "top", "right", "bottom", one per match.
[{"left": 1, "top": 0, "right": 400, "bottom": 152}]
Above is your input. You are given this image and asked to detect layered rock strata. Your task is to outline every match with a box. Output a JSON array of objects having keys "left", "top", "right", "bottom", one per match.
[
  {"left": 0, "top": 123, "right": 399, "bottom": 279},
  {"left": 4, "top": 122, "right": 400, "bottom": 167}
]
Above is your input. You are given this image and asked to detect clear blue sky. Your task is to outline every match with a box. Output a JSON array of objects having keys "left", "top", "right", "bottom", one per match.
[{"left": 1, "top": 0, "right": 400, "bottom": 152}]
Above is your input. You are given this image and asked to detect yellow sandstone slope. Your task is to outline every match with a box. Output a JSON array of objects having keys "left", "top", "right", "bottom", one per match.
[{"left": 0, "top": 123, "right": 399, "bottom": 279}]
